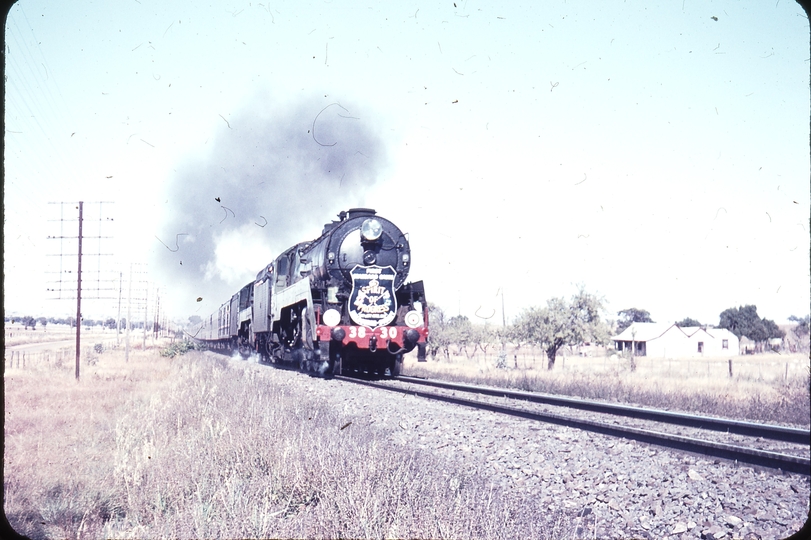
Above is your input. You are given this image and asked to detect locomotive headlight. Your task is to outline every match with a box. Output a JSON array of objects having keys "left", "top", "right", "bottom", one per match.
[
  {"left": 404, "top": 310, "right": 423, "bottom": 328},
  {"left": 402, "top": 253, "right": 410, "bottom": 265},
  {"left": 322, "top": 308, "right": 341, "bottom": 327},
  {"left": 361, "top": 218, "right": 383, "bottom": 241}
]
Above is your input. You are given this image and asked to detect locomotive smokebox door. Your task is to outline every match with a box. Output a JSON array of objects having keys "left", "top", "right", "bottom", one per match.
[{"left": 348, "top": 265, "right": 397, "bottom": 328}]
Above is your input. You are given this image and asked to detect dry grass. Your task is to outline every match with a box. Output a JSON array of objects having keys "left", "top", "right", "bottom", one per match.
[
  {"left": 5, "top": 344, "right": 576, "bottom": 539},
  {"left": 404, "top": 347, "right": 811, "bottom": 427},
  {"left": 4, "top": 323, "right": 120, "bottom": 348}
]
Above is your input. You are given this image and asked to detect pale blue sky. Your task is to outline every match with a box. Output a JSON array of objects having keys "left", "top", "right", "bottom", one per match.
[{"left": 4, "top": 0, "right": 809, "bottom": 328}]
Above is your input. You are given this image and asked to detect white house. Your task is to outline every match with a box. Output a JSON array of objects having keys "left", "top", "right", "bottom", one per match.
[{"left": 613, "top": 322, "right": 739, "bottom": 359}]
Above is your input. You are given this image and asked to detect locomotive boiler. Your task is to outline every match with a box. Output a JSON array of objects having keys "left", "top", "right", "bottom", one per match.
[{"left": 195, "top": 208, "right": 428, "bottom": 376}]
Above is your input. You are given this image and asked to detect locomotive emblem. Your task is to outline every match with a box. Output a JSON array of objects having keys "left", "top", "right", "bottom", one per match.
[{"left": 348, "top": 265, "right": 397, "bottom": 328}]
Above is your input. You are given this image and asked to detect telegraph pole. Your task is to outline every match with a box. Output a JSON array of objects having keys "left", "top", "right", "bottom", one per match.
[
  {"left": 126, "top": 263, "right": 132, "bottom": 362},
  {"left": 154, "top": 289, "right": 161, "bottom": 342},
  {"left": 499, "top": 287, "right": 508, "bottom": 368},
  {"left": 47, "top": 201, "right": 114, "bottom": 380},
  {"left": 122, "top": 263, "right": 149, "bottom": 359},
  {"left": 116, "top": 271, "right": 122, "bottom": 346},
  {"left": 142, "top": 284, "right": 148, "bottom": 350},
  {"left": 74, "top": 201, "right": 83, "bottom": 380}
]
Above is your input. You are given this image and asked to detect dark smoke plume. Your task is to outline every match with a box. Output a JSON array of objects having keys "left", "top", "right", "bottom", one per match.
[{"left": 153, "top": 95, "right": 388, "bottom": 318}]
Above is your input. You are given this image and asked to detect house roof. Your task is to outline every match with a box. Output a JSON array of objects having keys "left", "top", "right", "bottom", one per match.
[
  {"left": 612, "top": 323, "right": 739, "bottom": 342},
  {"left": 705, "top": 327, "right": 737, "bottom": 340},
  {"left": 677, "top": 326, "right": 705, "bottom": 337},
  {"left": 612, "top": 322, "right": 675, "bottom": 342}
]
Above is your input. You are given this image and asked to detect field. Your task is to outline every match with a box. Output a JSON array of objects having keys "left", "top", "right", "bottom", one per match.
[
  {"left": 4, "top": 342, "right": 573, "bottom": 539},
  {"left": 402, "top": 345, "right": 811, "bottom": 427},
  {"left": 4, "top": 323, "right": 120, "bottom": 348},
  {"left": 5, "top": 332, "right": 808, "bottom": 539}
]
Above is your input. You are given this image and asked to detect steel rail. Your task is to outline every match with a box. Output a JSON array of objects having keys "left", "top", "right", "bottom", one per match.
[
  {"left": 394, "top": 375, "right": 810, "bottom": 444},
  {"left": 336, "top": 376, "right": 811, "bottom": 476}
]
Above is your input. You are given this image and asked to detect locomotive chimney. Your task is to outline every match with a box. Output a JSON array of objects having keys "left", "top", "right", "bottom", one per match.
[{"left": 347, "top": 208, "right": 376, "bottom": 219}]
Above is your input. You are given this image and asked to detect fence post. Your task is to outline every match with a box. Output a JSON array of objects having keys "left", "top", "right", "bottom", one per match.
[{"left": 728, "top": 359, "right": 732, "bottom": 378}]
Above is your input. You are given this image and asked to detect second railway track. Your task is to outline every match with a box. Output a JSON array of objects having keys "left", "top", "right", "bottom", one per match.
[{"left": 335, "top": 374, "right": 811, "bottom": 476}]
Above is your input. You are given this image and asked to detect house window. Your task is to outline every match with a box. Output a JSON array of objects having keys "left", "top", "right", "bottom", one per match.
[
  {"left": 722, "top": 339, "right": 728, "bottom": 349},
  {"left": 697, "top": 341, "right": 704, "bottom": 353}
]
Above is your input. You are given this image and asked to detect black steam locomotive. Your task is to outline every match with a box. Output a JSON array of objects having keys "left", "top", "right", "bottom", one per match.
[{"left": 195, "top": 208, "right": 428, "bottom": 376}]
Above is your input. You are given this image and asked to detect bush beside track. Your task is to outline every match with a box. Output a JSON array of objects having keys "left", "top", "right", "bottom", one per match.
[{"left": 159, "top": 340, "right": 204, "bottom": 358}]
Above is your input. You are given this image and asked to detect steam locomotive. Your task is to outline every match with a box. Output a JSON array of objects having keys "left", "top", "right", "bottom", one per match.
[{"left": 194, "top": 208, "right": 428, "bottom": 376}]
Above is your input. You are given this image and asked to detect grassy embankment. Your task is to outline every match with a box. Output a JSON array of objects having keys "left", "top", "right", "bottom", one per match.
[
  {"left": 403, "top": 346, "right": 811, "bottom": 426},
  {"left": 4, "top": 344, "right": 575, "bottom": 539}
]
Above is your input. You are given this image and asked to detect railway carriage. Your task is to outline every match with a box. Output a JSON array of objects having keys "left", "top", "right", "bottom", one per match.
[{"left": 195, "top": 208, "right": 428, "bottom": 376}]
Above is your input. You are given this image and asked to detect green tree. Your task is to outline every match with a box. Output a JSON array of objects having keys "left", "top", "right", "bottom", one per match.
[
  {"left": 512, "top": 287, "right": 609, "bottom": 370},
  {"left": 104, "top": 317, "right": 117, "bottom": 330},
  {"left": 675, "top": 317, "right": 702, "bottom": 327},
  {"left": 616, "top": 308, "right": 654, "bottom": 333},
  {"left": 718, "top": 305, "right": 784, "bottom": 342},
  {"left": 426, "top": 304, "right": 451, "bottom": 361},
  {"left": 447, "top": 315, "right": 475, "bottom": 358},
  {"left": 789, "top": 314, "right": 810, "bottom": 338},
  {"left": 471, "top": 324, "right": 497, "bottom": 361}
]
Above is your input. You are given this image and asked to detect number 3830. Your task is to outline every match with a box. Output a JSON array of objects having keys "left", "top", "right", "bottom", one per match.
[{"left": 347, "top": 326, "right": 398, "bottom": 339}]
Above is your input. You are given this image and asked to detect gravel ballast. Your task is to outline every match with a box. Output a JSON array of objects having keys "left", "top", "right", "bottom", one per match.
[{"left": 269, "top": 365, "right": 810, "bottom": 540}]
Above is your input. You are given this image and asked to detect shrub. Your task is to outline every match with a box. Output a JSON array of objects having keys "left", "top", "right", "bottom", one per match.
[{"left": 160, "top": 340, "right": 201, "bottom": 358}]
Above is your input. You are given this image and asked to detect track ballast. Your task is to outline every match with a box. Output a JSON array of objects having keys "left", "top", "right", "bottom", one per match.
[{"left": 335, "top": 374, "right": 811, "bottom": 476}]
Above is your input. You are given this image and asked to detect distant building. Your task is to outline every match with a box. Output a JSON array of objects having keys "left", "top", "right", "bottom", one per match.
[
  {"left": 739, "top": 335, "right": 755, "bottom": 354},
  {"left": 612, "top": 322, "right": 739, "bottom": 358}
]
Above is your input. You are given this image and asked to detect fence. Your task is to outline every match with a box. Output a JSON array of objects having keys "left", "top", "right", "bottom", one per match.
[
  {"left": 540, "top": 353, "right": 809, "bottom": 385},
  {"left": 4, "top": 341, "right": 119, "bottom": 371},
  {"left": 430, "top": 345, "right": 809, "bottom": 385}
]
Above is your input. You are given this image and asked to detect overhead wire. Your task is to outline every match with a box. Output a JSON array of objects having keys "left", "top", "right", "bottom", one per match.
[
  {"left": 5, "top": 3, "right": 77, "bottom": 215},
  {"left": 4, "top": 3, "right": 89, "bottom": 315}
]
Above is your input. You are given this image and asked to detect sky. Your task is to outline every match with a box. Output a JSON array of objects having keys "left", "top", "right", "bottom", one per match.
[{"left": 4, "top": 0, "right": 810, "bottom": 330}]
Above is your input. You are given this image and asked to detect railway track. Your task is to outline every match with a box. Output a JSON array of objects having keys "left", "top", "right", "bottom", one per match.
[{"left": 335, "top": 374, "right": 811, "bottom": 476}]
